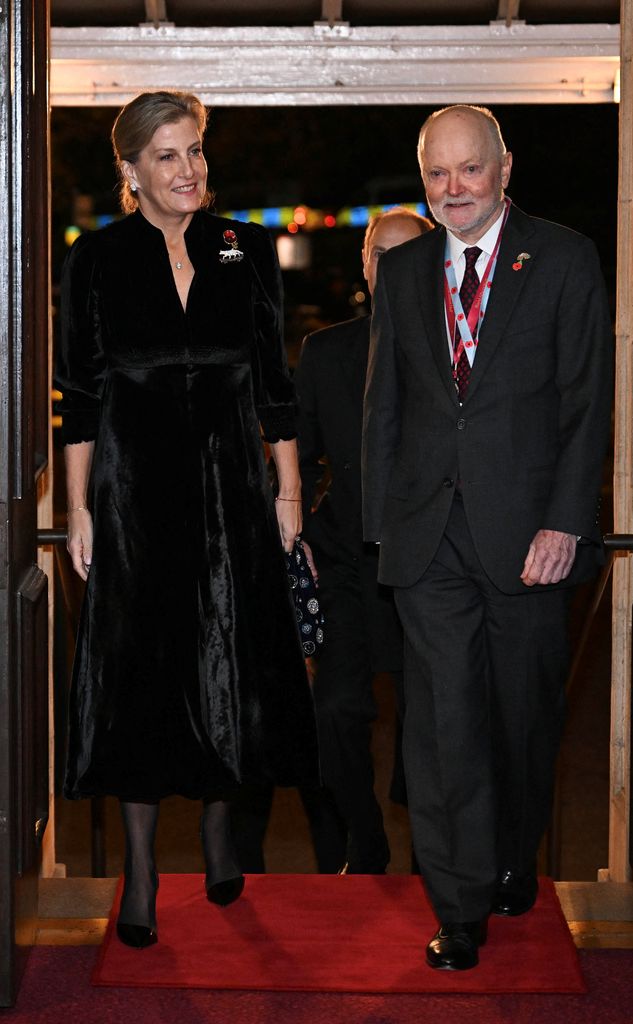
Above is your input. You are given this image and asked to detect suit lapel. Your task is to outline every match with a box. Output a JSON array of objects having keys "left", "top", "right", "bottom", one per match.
[
  {"left": 413, "top": 226, "right": 459, "bottom": 406},
  {"left": 464, "top": 205, "right": 537, "bottom": 402}
]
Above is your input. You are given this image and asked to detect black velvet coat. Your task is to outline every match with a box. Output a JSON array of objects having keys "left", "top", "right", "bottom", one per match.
[{"left": 55, "top": 209, "right": 319, "bottom": 801}]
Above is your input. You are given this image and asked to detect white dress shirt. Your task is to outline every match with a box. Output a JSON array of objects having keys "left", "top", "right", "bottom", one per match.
[{"left": 445, "top": 206, "right": 506, "bottom": 366}]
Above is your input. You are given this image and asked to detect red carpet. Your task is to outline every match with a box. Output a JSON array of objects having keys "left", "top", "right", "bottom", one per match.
[{"left": 91, "top": 874, "right": 584, "bottom": 994}]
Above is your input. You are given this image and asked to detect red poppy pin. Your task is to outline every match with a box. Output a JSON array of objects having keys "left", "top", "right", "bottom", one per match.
[
  {"left": 512, "top": 252, "right": 531, "bottom": 272},
  {"left": 219, "top": 228, "right": 244, "bottom": 263}
]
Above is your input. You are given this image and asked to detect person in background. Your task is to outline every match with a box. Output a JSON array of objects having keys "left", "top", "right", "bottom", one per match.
[
  {"left": 295, "top": 207, "right": 433, "bottom": 873},
  {"left": 56, "top": 90, "right": 318, "bottom": 948},
  {"left": 363, "top": 104, "right": 612, "bottom": 969}
]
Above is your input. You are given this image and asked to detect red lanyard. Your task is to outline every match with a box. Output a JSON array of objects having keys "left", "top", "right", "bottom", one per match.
[{"left": 443, "top": 199, "right": 511, "bottom": 365}]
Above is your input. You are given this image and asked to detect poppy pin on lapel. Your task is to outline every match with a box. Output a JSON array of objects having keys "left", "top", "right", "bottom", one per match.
[
  {"left": 219, "top": 229, "right": 244, "bottom": 263},
  {"left": 512, "top": 252, "right": 531, "bottom": 272}
]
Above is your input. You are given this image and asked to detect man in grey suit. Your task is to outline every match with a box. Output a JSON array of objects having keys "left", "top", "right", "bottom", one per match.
[
  {"left": 296, "top": 208, "right": 432, "bottom": 873},
  {"left": 362, "top": 105, "right": 612, "bottom": 969}
]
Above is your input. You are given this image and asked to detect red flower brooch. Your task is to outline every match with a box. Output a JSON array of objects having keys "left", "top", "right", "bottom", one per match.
[
  {"left": 219, "top": 228, "right": 244, "bottom": 263},
  {"left": 512, "top": 252, "right": 531, "bottom": 272}
]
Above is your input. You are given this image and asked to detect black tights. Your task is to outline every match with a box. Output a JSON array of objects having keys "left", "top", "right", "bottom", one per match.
[
  {"left": 118, "top": 796, "right": 240, "bottom": 926},
  {"left": 200, "top": 797, "right": 241, "bottom": 888},
  {"left": 118, "top": 801, "right": 160, "bottom": 929}
]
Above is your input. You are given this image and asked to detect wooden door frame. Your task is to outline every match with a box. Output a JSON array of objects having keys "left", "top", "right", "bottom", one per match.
[{"left": 0, "top": 0, "right": 52, "bottom": 1007}]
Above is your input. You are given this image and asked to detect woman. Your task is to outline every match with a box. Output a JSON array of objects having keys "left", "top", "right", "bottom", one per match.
[{"left": 55, "top": 91, "right": 319, "bottom": 949}]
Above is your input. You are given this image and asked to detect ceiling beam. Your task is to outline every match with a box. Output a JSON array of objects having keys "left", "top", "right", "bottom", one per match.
[{"left": 50, "top": 23, "right": 619, "bottom": 107}]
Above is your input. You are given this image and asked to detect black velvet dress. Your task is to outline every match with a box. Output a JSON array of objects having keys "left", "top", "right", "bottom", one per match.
[{"left": 55, "top": 209, "right": 319, "bottom": 802}]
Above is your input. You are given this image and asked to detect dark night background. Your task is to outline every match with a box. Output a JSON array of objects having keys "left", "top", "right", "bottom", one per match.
[{"left": 52, "top": 102, "right": 619, "bottom": 347}]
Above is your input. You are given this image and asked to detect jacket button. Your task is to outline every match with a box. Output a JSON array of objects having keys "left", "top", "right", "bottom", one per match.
[
  {"left": 457, "top": 418, "right": 466, "bottom": 430},
  {"left": 443, "top": 477, "right": 454, "bottom": 488},
  {"left": 343, "top": 462, "right": 351, "bottom": 470}
]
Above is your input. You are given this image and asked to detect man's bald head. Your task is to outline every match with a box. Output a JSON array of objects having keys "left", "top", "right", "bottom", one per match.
[{"left": 417, "top": 105, "right": 507, "bottom": 172}]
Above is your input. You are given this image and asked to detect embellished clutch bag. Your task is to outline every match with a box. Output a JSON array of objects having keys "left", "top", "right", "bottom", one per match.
[{"left": 285, "top": 540, "right": 324, "bottom": 657}]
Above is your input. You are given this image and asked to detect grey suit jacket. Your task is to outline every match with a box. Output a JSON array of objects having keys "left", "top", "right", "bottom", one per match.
[{"left": 362, "top": 204, "right": 613, "bottom": 594}]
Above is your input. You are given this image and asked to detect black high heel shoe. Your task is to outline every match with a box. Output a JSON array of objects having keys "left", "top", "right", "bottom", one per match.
[
  {"left": 205, "top": 875, "right": 245, "bottom": 907},
  {"left": 116, "top": 921, "right": 158, "bottom": 948},
  {"left": 116, "top": 870, "right": 159, "bottom": 948}
]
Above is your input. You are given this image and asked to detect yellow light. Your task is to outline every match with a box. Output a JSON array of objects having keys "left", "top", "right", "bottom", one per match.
[{"left": 64, "top": 225, "right": 82, "bottom": 247}]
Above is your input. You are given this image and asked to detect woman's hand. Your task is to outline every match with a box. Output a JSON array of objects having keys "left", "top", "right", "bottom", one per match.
[
  {"left": 67, "top": 508, "right": 93, "bottom": 581},
  {"left": 63, "top": 441, "right": 95, "bottom": 580},
  {"left": 275, "top": 497, "right": 302, "bottom": 552},
  {"left": 300, "top": 538, "right": 318, "bottom": 583},
  {"left": 269, "top": 438, "right": 302, "bottom": 552}
]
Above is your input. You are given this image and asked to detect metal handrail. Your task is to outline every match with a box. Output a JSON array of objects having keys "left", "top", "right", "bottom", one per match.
[
  {"left": 37, "top": 528, "right": 66, "bottom": 545},
  {"left": 38, "top": 530, "right": 633, "bottom": 550},
  {"left": 603, "top": 533, "right": 633, "bottom": 551}
]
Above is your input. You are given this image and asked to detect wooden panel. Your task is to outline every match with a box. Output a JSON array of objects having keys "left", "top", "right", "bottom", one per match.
[
  {"left": 0, "top": 0, "right": 51, "bottom": 1008},
  {"left": 608, "top": 0, "right": 633, "bottom": 884}
]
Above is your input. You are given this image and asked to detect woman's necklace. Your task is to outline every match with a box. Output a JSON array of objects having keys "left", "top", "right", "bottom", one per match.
[{"left": 166, "top": 239, "right": 188, "bottom": 271}]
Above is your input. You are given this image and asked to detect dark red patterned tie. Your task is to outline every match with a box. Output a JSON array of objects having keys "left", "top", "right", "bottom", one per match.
[{"left": 454, "top": 246, "right": 482, "bottom": 401}]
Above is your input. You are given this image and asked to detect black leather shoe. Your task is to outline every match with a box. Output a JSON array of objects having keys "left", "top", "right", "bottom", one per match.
[
  {"left": 492, "top": 869, "right": 538, "bottom": 916},
  {"left": 426, "top": 919, "right": 488, "bottom": 971},
  {"left": 116, "top": 922, "right": 158, "bottom": 949},
  {"left": 206, "top": 875, "right": 245, "bottom": 906}
]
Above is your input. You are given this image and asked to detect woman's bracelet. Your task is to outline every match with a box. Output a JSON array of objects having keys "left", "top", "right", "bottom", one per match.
[
  {"left": 67, "top": 505, "right": 89, "bottom": 516},
  {"left": 275, "top": 497, "right": 301, "bottom": 502}
]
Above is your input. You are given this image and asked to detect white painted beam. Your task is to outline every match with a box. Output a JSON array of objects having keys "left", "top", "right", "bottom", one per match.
[{"left": 50, "top": 23, "right": 619, "bottom": 106}]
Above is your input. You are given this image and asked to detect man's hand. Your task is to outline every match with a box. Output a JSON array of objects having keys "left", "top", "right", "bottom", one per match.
[{"left": 520, "top": 529, "right": 577, "bottom": 587}]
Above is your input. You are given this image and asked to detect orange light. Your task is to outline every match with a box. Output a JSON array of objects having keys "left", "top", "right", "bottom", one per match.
[
  {"left": 288, "top": 222, "right": 299, "bottom": 234},
  {"left": 294, "top": 207, "right": 307, "bottom": 225},
  {"left": 324, "top": 214, "right": 336, "bottom": 228}
]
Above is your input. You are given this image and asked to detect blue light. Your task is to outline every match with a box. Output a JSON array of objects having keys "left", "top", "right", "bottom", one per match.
[
  {"left": 230, "top": 210, "right": 250, "bottom": 223},
  {"left": 262, "top": 207, "right": 281, "bottom": 227},
  {"left": 349, "top": 206, "right": 369, "bottom": 227},
  {"left": 383, "top": 202, "right": 428, "bottom": 217}
]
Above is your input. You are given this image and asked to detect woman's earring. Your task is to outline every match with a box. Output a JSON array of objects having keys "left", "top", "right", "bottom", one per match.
[{"left": 130, "top": 182, "right": 137, "bottom": 193}]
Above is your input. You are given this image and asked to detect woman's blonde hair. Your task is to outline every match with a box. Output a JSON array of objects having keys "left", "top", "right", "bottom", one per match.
[{"left": 111, "top": 91, "right": 211, "bottom": 213}]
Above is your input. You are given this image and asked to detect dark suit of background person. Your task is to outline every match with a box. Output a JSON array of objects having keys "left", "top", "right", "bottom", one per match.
[
  {"left": 295, "top": 209, "right": 433, "bottom": 872},
  {"left": 362, "top": 106, "right": 612, "bottom": 968}
]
